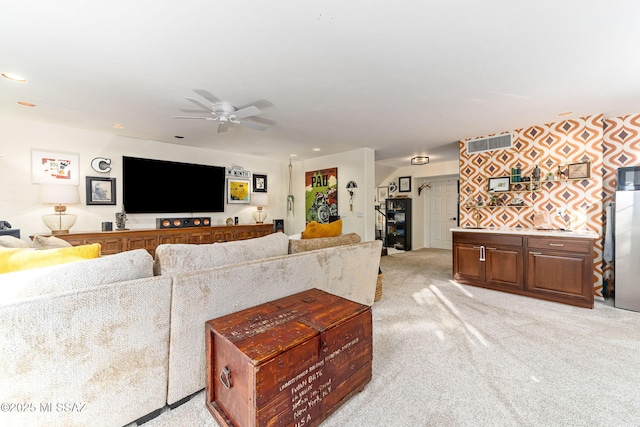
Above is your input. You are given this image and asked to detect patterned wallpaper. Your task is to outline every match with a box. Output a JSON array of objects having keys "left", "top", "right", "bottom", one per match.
[{"left": 459, "top": 113, "right": 640, "bottom": 298}]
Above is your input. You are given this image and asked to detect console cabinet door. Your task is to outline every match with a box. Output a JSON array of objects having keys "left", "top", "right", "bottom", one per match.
[
  {"left": 453, "top": 243, "right": 484, "bottom": 282},
  {"left": 485, "top": 246, "right": 524, "bottom": 289},
  {"left": 526, "top": 250, "right": 592, "bottom": 306}
]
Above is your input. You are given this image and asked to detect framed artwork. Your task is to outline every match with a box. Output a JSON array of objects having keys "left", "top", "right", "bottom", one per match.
[
  {"left": 253, "top": 174, "right": 267, "bottom": 192},
  {"left": 488, "top": 176, "right": 510, "bottom": 192},
  {"left": 399, "top": 176, "right": 412, "bottom": 192},
  {"left": 377, "top": 186, "right": 389, "bottom": 203},
  {"left": 567, "top": 162, "right": 590, "bottom": 179},
  {"left": 305, "top": 167, "right": 338, "bottom": 223},
  {"left": 86, "top": 177, "right": 116, "bottom": 205},
  {"left": 32, "top": 150, "right": 79, "bottom": 185},
  {"left": 227, "top": 178, "right": 251, "bottom": 204}
]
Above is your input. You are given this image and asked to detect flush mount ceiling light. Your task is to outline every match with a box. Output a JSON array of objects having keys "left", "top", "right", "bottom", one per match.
[
  {"left": 411, "top": 156, "right": 429, "bottom": 165},
  {"left": 2, "top": 72, "right": 27, "bottom": 83}
]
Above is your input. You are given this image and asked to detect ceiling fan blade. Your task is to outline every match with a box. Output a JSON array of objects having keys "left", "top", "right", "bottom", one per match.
[
  {"left": 193, "top": 89, "right": 221, "bottom": 104},
  {"left": 185, "top": 97, "right": 214, "bottom": 113},
  {"left": 218, "top": 122, "right": 229, "bottom": 133},
  {"left": 172, "top": 116, "right": 215, "bottom": 120},
  {"left": 231, "top": 105, "right": 262, "bottom": 120},
  {"left": 238, "top": 120, "right": 268, "bottom": 131}
]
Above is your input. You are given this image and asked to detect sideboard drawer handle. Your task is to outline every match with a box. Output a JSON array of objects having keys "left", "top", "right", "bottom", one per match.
[
  {"left": 529, "top": 251, "right": 542, "bottom": 255},
  {"left": 549, "top": 243, "right": 564, "bottom": 247},
  {"left": 220, "top": 366, "right": 232, "bottom": 390}
]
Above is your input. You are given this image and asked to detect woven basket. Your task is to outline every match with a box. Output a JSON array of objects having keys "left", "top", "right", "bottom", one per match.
[{"left": 374, "top": 273, "right": 383, "bottom": 302}]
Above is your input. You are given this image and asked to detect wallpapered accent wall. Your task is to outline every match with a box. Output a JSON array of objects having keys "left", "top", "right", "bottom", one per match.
[{"left": 459, "top": 113, "right": 640, "bottom": 298}]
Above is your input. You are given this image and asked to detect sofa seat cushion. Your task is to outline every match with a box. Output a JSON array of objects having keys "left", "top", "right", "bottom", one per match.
[
  {"left": 301, "top": 219, "right": 342, "bottom": 239},
  {"left": 0, "top": 249, "right": 154, "bottom": 301},
  {"left": 0, "top": 243, "right": 101, "bottom": 274},
  {"left": 153, "top": 232, "right": 290, "bottom": 276},
  {"left": 288, "top": 232, "right": 361, "bottom": 254}
]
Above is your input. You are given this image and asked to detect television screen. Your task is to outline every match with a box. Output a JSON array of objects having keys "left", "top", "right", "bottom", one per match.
[{"left": 122, "top": 156, "right": 225, "bottom": 213}]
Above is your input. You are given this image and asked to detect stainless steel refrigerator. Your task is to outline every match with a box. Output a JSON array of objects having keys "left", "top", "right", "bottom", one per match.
[{"left": 615, "top": 189, "right": 640, "bottom": 312}]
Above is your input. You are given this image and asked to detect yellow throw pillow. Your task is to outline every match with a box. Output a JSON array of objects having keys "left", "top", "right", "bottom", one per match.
[
  {"left": 301, "top": 219, "right": 342, "bottom": 239},
  {"left": 0, "top": 243, "right": 101, "bottom": 274}
]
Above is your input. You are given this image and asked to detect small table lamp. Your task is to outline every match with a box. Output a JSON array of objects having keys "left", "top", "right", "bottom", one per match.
[
  {"left": 251, "top": 193, "right": 269, "bottom": 224},
  {"left": 39, "top": 184, "right": 80, "bottom": 234}
]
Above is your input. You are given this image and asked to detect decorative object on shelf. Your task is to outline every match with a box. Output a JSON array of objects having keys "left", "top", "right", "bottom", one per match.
[
  {"left": 546, "top": 171, "right": 554, "bottom": 181},
  {"left": 557, "top": 165, "right": 566, "bottom": 180},
  {"left": 489, "top": 195, "right": 503, "bottom": 206},
  {"left": 253, "top": 173, "right": 267, "bottom": 192},
  {"left": 411, "top": 156, "right": 429, "bottom": 165},
  {"left": 227, "top": 178, "right": 251, "bottom": 204},
  {"left": 91, "top": 157, "right": 112, "bottom": 173},
  {"left": 287, "top": 159, "right": 294, "bottom": 217},
  {"left": 86, "top": 176, "right": 116, "bottom": 205},
  {"left": 488, "top": 176, "right": 510, "bottom": 192},
  {"left": 225, "top": 165, "right": 252, "bottom": 178},
  {"left": 377, "top": 186, "right": 389, "bottom": 203},
  {"left": 115, "top": 206, "right": 128, "bottom": 230},
  {"left": 226, "top": 217, "right": 234, "bottom": 226},
  {"left": 39, "top": 183, "right": 80, "bottom": 234},
  {"left": 250, "top": 193, "right": 269, "bottom": 223},
  {"left": 32, "top": 150, "right": 79, "bottom": 185},
  {"left": 398, "top": 176, "right": 411, "bottom": 193},
  {"left": 346, "top": 180, "right": 357, "bottom": 211},
  {"left": 510, "top": 167, "right": 522, "bottom": 183},
  {"left": 567, "top": 161, "right": 591, "bottom": 179},
  {"left": 532, "top": 164, "right": 541, "bottom": 182},
  {"left": 508, "top": 197, "right": 525, "bottom": 206},
  {"left": 305, "top": 167, "right": 338, "bottom": 224},
  {"left": 388, "top": 181, "right": 397, "bottom": 193}
]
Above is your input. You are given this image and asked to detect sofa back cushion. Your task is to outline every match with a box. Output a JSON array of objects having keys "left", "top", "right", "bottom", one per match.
[
  {"left": 0, "top": 249, "right": 154, "bottom": 301},
  {"left": 288, "top": 232, "right": 361, "bottom": 254},
  {"left": 153, "top": 232, "right": 289, "bottom": 276}
]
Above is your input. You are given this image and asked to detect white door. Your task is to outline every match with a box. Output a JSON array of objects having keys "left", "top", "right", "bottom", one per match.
[{"left": 429, "top": 180, "right": 459, "bottom": 250}]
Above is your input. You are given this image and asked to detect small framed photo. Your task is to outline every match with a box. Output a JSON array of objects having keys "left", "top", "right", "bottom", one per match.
[
  {"left": 227, "top": 178, "right": 251, "bottom": 204},
  {"left": 32, "top": 150, "right": 79, "bottom": 185},
  {"left": 398, "top": 176, "right": 412, "bottom": 193},
  {"left": 253, "top": 174, "right": 267, "bottom": 192},
  {"left": 488, "top": 176, "right": 510, "bottom": 192},
  {"left": 86, "top": 177, "right": 116, "bottom": 205},
  {"left": 377, "top": 186, "right": 389, "bottom": 203},
  {"left": 567, "top": 162, "right": 590, "bottom": 179}
]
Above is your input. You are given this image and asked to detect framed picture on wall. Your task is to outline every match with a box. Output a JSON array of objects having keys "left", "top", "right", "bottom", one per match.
[
  {"left": 377, "top": 186, "right": 389, "bottom": 203},
  {"left": 399, "top": 176, "right": 412, "bottom": 192},
  {"left": 488, "top": 176, "right": 510, "bottom": 192},
  {"left": 567, "top": 162, "right": 590, "bottom": 179},
  {"left": 31, "top": 150, "right": 79, "bottom": 185},
  {"left": 86, "top": 176, "right": 116, "bottom": 205},
  {"left": 253, "top": 174, "right": 267, "bottom": 192},
  {"left": 227, "top": 178, "right": 251, "bottom": 204}
]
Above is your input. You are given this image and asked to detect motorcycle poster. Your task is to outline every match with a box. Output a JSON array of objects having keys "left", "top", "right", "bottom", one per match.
[{"left": 305, "top": 167, "right": 338, "bottom": 224}]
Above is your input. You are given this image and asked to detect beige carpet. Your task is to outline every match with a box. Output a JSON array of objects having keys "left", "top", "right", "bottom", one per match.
[{"left": 141, "top": 249, "right": 640, "bottom": 427}]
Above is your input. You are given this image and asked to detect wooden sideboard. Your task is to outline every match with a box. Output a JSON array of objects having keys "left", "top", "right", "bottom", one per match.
[
  {"left": 453, "top": 230, "right": 595, "bottom": 308},
  {"left": 34, "top": 223, "right": 274, "bottom": 257}
]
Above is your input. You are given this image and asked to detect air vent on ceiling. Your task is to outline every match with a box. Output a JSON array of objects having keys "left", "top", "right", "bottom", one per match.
[{"left": 466, "top": 134, "right": 512, "bottom": 155}]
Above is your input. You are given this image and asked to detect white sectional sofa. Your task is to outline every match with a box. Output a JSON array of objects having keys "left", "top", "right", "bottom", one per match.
[{"left": 0, "top": 232, "right": 381, "bottom": 427}]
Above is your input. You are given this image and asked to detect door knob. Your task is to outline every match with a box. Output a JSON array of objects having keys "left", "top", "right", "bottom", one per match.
[{"left": 450, "top": 217, "right": 457, "bottom": 221}]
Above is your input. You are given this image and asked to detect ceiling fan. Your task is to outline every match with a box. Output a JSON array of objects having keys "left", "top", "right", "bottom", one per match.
[{"left": 173, "top": 91, "right": 268, "bottom": 133}]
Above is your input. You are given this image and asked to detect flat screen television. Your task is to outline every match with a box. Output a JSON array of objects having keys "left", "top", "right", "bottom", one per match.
[{"left": 122, "top": 156, "right": 225, "bottom": 213}]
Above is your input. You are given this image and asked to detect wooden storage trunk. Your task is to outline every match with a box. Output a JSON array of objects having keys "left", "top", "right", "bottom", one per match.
[{"left": 205, "top": 288, "right": 373, "bottom": 427}]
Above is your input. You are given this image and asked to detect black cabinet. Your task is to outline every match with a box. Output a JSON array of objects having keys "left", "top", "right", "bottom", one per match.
[{"left": 385, "top": 198, "right": 412, "bottom": 250}]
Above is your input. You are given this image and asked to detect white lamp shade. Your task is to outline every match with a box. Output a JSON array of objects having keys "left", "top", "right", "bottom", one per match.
[
  {"left": 250, "top": 193, "right": 268, "bottom": 207},
  {"left": 39, "top": 184, "right": 80, "bottom": 204}
]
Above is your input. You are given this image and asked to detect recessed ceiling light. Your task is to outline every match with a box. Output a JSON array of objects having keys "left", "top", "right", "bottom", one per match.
[
  {"left": 111, "top": 123, "right": 125, "bottom": 129},
  {"left": 17, "top": 101, "right": 36, "bottom": 108},
  {"left": 290, "top": 154, "right": 298, "bottom": 157},
  {"left": 2, "top": 73, "right": 27, "bottom": 83},
  {"left": 312, "top": 148, "right": 321, "bottom": 152},
  {"left": 557, "top": 111, "right": 573, "bottom": 117}
]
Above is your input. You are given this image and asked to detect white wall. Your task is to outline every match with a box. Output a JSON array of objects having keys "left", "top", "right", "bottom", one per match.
[
  {"left": 378, "top": 159, "right": 459, "bottom": 249},
  {"left": 285, "top": 148, "right": 376, "bottom": 241},
  {"left": 0, "top": 118, "right": 286, "bottom": 240}
]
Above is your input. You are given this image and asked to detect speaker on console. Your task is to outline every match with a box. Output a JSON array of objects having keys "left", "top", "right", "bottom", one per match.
[
  {"left": 274, "top": 219, "right": 284, "bottom": 234},
  {"left": 156, "top": 217, "right": 211, "bottom": 229}
]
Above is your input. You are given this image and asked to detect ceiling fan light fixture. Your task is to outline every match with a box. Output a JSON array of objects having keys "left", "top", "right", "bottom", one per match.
[{"left": 411, "top": 156, "right": 429, "bottom": 165}]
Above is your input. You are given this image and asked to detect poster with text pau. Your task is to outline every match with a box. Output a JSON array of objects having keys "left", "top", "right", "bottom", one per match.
[{"left": 305, "top": 167, "right": 338, "bottom": 224}]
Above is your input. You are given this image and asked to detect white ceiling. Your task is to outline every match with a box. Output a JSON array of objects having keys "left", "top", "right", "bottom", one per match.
[{"left": 3, "top": 1, "right": 640, "bottom": 168}]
